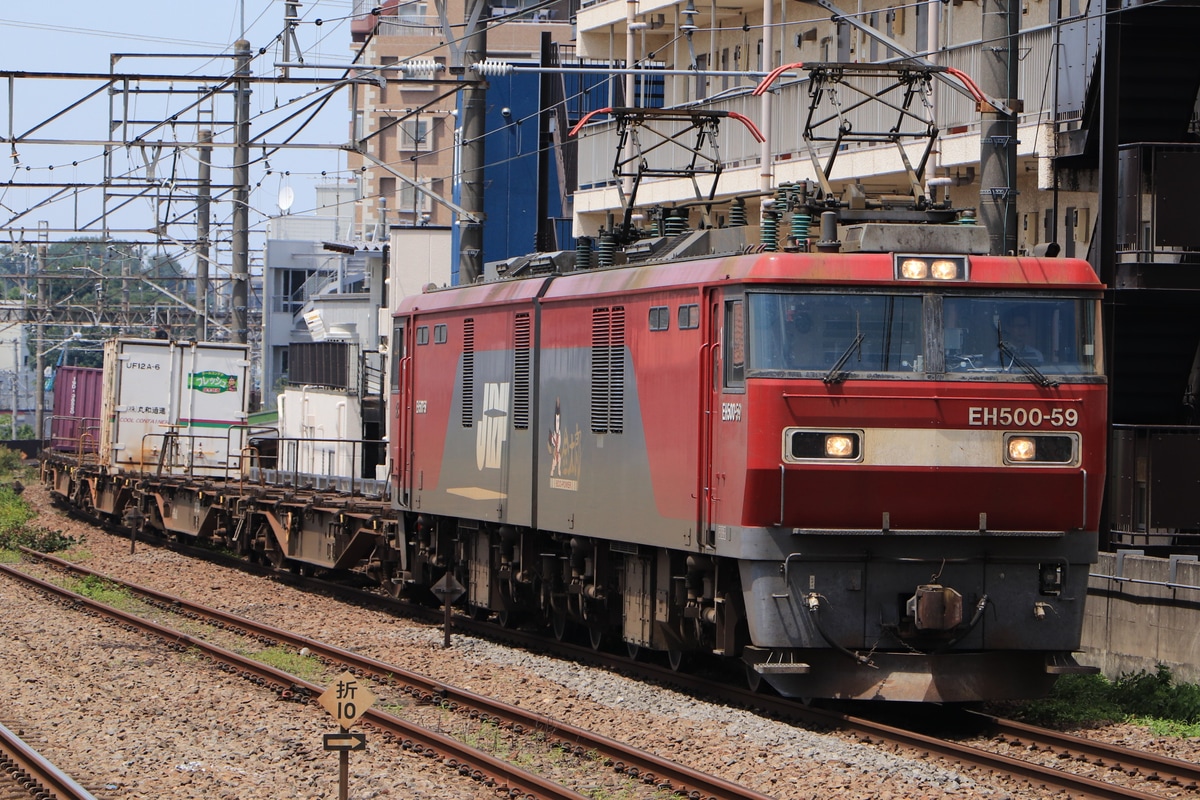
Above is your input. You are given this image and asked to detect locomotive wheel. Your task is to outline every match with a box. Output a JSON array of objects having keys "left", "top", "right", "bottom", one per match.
[
  {"left": 744, "top": 662, "right": 765, "bottom": 693},
  {"left": 497, "top": 608, "right": 518, "bottom": 628},
  {"left": 667, "top": 648, "right": 687, "bottom": 672},
  {"left": 588, "top": 626, "right": 604, "bottom": 651},
  {"left": 552, "top": 612, "right": 568, "bottom": 642},
  {"left": 625, "top": 642, "right": 643, "bottom": 661}
]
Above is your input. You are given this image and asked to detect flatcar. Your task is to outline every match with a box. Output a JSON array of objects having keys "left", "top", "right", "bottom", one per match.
[{"left": 388, "top": 216, "right": 1106, "bottom": 702}]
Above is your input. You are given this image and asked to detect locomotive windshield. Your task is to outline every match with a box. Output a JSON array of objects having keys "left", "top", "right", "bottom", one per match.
[{"left": 745, "top": 292, "right": 1099, "bottom": 379}]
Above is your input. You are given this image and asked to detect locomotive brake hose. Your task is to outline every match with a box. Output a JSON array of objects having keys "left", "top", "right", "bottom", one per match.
[
  {"left": 934, "top": 593, "right": 990, "bottom": 654},
  {"left": 806, "top": 594, "right": 876, "bottom": 668}
]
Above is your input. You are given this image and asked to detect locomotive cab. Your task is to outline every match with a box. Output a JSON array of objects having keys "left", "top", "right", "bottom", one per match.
[{"left": 718, "top": 224, "right": 1105, "bottom": 701}]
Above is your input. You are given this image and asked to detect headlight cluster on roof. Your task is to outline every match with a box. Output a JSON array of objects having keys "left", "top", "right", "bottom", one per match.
[{"left": 895, "top": 255, "right": 969, "bottom": 281}]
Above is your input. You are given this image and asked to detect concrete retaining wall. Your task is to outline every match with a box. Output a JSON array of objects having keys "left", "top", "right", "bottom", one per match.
[{"left": 1081, "top": 552, "right": 1200, "bottom": 683}]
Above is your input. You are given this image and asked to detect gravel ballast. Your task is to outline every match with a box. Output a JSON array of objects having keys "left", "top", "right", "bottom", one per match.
[{"left": 4, "top": 482, "right": 1197, "bottom": 800}]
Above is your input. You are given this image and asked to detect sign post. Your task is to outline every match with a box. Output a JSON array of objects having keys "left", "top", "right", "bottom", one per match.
[
  {"left": 318, "top": 671, "right": 377, "bottom": 800},
  {"left": 430, "top": 573, "right": 466, "bottom": 648}
]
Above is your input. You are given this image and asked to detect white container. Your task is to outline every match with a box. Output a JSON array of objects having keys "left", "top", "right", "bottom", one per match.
[
  {"left": 100, "top": 338, "right": 251, "bottom": 477},
  {"left": 276, "top": 385, "right": 363, "bottom": 479}
]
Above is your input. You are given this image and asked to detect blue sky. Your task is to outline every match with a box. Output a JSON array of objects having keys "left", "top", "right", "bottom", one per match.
[{"left": 0, "top": 1, "right": 357, "bottom": 252}]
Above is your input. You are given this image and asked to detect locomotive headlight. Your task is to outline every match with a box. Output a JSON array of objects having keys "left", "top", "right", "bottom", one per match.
[
  {"left": 895, "top": 254, "right": 969, "bottom": 281},
  {"left": 825, "top": 434, "right": 856, "bottom": 458},
  {"left": 930, "top": 259, "right": 960, "bottom": 280},
  {"left": 785, "top": 429, "right": 862, "bottom": 462},
  {"left": 899, "top": 258, "right": 929, "bottom": 279},
  {"left": 1007, "top": 436, "right": 1037, "bottom": 462},
  {"left": 1004, "top": 433, "right": 1079, "bottom": 465}
]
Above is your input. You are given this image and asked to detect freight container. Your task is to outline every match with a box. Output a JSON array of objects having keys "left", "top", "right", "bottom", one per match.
[
  {"left": 49, "top": 365, "right": 103, "bottom": 453},
  {"left": 99, "top": 338, "right": 251, "bottom": 477},
  {"left": 277, "top": 385, "right": 363, "bottom": 479}
]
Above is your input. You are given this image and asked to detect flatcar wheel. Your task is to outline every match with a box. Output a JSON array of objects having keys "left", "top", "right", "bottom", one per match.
[
  {"left": 552, "top": 612, "right": 568, "bottom": 642},
  {"left": 588, "top": 626, "right": 604, "bottom": 651},
  {"left": 667, "top": 648, "right": 686, "bottom": 672}
]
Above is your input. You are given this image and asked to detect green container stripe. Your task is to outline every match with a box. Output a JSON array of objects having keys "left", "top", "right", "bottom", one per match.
[{"left": 179, "top": 418, "right": 238, "bottom": 429}]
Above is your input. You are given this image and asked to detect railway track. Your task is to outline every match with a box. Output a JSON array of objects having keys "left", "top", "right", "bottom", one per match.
[
  {"left": 0, "top": 719, "right": 97, "bottom": 800},
  {"left": 6, "top": 548, "right": 774, "bottom": 800},
  {"left": 23, "top": 512, "right": 1200, "bottom": 800}
]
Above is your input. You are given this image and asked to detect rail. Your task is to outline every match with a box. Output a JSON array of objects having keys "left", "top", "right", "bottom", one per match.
[{"left": 0, "top": 719, "right": 98, "bottom": 800}]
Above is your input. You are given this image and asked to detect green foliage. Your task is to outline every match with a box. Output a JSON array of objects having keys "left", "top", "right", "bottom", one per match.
[
  {"left": 1112, "top": 664, "right": 1200, "bottom": 724},
  {"left": 0, "top": 476, "right": 78, "bottom": 554},
  {"left": 0, "top": 417, "right": 36, "bottom": 441},
  {"left": 71, "top": 574, "right": 132, "bottom": 607},
  {"left": 1013, "top": 665, "right": 1200, "bottom": 732},
  {"left": 0, "top": 446, "right": 26, "bottom": 473},
  {"left": 1010, "top": 674, "right": 1125, "bottom": 727}
]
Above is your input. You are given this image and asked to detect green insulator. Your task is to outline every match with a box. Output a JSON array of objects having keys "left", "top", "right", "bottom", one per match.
[
  {"left": 729, "top": 197, "right": 747, "bottom": 227},
  {"left": 597, "top": 233, "right": 618, "bottom": 267},
  {"left": 575, "top": 236, "right": 593, "bottom": 270},
  {"left": 775, "top": 186, "right": 789, "bottom": 212},
  {"left": 789, "top": 212, "right": 812, "bottom": 242},
  {"left": 665, "top": 209, "right": 688, "bottom": 237},
  {"left": 760, "top": 209, "right": 779, "bottom": 251}
]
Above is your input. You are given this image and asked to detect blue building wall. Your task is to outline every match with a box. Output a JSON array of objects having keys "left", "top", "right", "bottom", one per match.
[{"left": 449, "top": 61, "right": 663, "bottom": 284}]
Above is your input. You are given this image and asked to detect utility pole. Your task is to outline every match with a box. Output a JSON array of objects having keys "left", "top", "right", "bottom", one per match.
[
  {"left": 232, "top": 40, "right": 251, "bottom": 344},
  {"left": 458, "top": 0, "right": 488, "bottom": 285},
  {"left": 197, "top": 128, "right": 213, "bottom": 341},
  {"left": 34, "top": 235, "right": 47, "bottom": 443},
  {"left": 978, "top": 0, "right": 1020, "bottom": 255}
]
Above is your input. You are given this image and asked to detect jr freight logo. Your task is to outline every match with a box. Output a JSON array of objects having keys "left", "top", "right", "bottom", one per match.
[
  {"left": 188, "top": 371, "right": 238, "bottom": 394},
  {"left": 476, "top": 382, "right": 510, "bottom": 470}
]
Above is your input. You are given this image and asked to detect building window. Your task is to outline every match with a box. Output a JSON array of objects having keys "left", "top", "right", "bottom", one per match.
[
  {"left": 399, "top": 178, "right": 433, "bottom": 214},
  {"left": 272, "top": 268, "right": 326, "bottom": 314},
  {"left": 400, "top": 119, "right": 432, "bottom": 152}
]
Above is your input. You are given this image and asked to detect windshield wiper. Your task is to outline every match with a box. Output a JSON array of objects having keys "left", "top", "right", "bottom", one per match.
[
  {"left": 824, "top": 332, "right": 865, "bottom": 384},
  {"left": 998, "top": 340, "right": 1058, "bottom": 387}
]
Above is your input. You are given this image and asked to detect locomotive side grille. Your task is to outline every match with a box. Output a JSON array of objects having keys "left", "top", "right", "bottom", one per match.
[
  {"left": 591, "top": 306, "right": 626, "bottom": 434},
  {"left": 610, "top": 307, "right": 625, "bottom": 433},
  {"left": 462, "top": 318, "right": 475, "bottom": 427},
  {"left": 591, "top": 308, "right": 611, "bottom": 432},
  {"left": 514, "top": 313, "right": 531, "bottom": 429}
]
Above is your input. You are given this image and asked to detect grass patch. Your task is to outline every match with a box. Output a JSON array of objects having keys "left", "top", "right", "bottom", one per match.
[
  {"left": 1011, "top": 665, "right": 1200, "bottom": 734},
  {"left": 0, "top": 464, "right": 80, "bottom": 554},
  {"left": 70, "top": 574, "right": 135, "bottom": 609},
  {"left": 249, "top": 645, "right": 324, "bottom": 680}
]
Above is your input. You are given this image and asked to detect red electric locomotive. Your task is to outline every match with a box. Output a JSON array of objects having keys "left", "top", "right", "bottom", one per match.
[{"left": 389, "top": 218, "right": 1106, "bottom": 702}]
